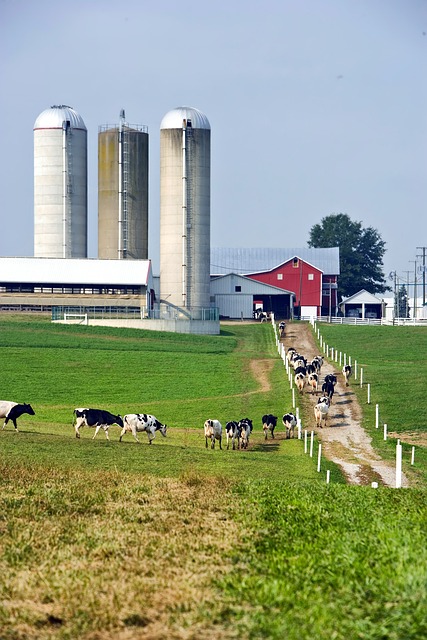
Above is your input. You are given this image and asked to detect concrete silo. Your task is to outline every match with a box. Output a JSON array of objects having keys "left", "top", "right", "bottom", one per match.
[
  {"left": 34, "top": 105, "right": 87, "bottom": 258},
  {"left": 98, "top": 110, "right": 149, "bottom": 259},
  {"left": 160, "top": 106, "right": 211, "bottom": 311}
]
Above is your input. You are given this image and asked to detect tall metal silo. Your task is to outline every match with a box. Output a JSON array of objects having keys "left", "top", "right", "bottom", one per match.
[
  {"left": 160, "top": 106, "right": 211, "bottom": 311},
  {"left": 34, "top": 105, "right": 87, "bottom": 258},
  {"left": 98, "top": 110, "right": 149, "bottom": 259}
]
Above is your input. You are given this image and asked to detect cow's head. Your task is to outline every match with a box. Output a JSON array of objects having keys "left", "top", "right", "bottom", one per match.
[
  {"left": 159, "top": 424, "right": 167, "bottom": 437},
  {"left": 23, "top": 403, "right": 35, "bottom": 415}
]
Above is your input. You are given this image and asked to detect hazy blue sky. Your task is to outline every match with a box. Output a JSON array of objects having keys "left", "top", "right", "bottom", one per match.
[{"left": 1, "top": 0, "right": 426, "bottom": 285}]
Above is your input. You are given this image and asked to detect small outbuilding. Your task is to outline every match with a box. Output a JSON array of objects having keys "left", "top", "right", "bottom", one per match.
[
  {"left": 210, "top": 272, "right": 294, "bottom": 319},
  {"left": 340, "top": 289, "right": 385, "bottom": 319}
]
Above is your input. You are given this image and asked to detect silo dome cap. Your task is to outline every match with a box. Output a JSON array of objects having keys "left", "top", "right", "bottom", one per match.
[
  {"left": 160, "top": 106, "right": 210, "bottom": 130},
  {"left": 34, "top": 105, "right": 87, "bottom": 130}
]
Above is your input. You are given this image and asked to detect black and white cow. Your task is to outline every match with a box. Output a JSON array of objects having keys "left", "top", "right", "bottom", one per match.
[
  {"left": 282, "top": 412, "right": 297, "bottom": 439},
  {"left": 0, "top": 401, "right": 35, "bottom": 431},
  {"left": 342, "top": 365, "right": 352, "bottom": 386},
  {"left": 238, "top": 418, "right": 253, "bottom": 449},
  {"left": 321, "top": 374, "right": 337, "bottom": 403},
  {"left": 225, "top": 421, "right": 242, "bottom": 450},
  {"left": 314, "top": 396, "right": 330, "bottom": 428},
  {"left": 120, "top": 413, "right": 167, "bottom": 444},
  {"left": 262, "top": 414, "right": 278, "bottom": 440},
  {"left": 204, "top": 419, "right": 222, "bottom": 449},
  {"left": 73, "top": 408, "right": 123, "bottom": 440}
]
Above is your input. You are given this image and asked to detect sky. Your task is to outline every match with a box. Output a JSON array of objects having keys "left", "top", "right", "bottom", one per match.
[{"left": 1, "top": 0, "right": 426, "bottom": 289}]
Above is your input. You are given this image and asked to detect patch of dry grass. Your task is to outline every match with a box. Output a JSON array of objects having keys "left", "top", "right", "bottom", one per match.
[{"left": 0, "top": 463, "right": 251, "bottom": 639}]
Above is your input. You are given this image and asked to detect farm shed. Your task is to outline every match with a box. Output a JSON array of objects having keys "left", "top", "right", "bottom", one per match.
[
  {"left": 210, "top": 273, "right": 294, "bottom": 319},
  {"left": 340, "top": 289, "right": 385, "bottom": 319},
  {"left": 211, "top": 247, "right": 339, "bottom": 317},
  {"left": 0, "top": 257, "right": 155, "bottom": 312}
]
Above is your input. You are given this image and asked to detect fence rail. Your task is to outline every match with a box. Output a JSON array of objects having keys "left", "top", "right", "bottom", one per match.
[{"left": 303, "top": 315, "right": 427, "bottom": 327}]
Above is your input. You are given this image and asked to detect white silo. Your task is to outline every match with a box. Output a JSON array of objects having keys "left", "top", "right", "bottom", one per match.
[
  {"left": 160, "top": 106, "right": 211, "bottom": 312},
  {"left": 34, "top": 105, "right": 87, "bottom": 258}
]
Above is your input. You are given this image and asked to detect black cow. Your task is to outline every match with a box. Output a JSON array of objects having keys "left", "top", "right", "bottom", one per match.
[
  {"left": 262, "top": 414, "right": 278, "bottom": 440},
  {"left": 73, "top": 407, "right": 123, "bottom": 440},
  {"left": 0, "top": 401, "right": 35, "bottom": 431}
]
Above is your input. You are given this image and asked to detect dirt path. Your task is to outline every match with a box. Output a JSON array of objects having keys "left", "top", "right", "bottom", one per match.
[{"left": 283, "top": 322, "right": 409, "bottom": 487}]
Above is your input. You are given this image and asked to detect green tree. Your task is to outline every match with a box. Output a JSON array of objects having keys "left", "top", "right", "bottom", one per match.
[
  {"left": 395, "top": 285, "right": 410, "bottom": 318},
  {"left": 308, "top": 213, "right": 389, "bottom": 300}
]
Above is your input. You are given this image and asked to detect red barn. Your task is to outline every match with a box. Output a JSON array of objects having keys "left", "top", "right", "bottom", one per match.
[{"left": 210, "top": 248, "right": 339, "bottom": 318}]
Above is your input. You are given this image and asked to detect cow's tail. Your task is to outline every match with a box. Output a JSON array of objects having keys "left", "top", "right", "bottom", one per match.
[{"left": 72, "top": 410, "right": 77, "bottom": 427}]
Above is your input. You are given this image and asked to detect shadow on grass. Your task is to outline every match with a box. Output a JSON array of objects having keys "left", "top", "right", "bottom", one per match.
[{"left": 252, "top": 442, "right": 281, "bottom": 452}]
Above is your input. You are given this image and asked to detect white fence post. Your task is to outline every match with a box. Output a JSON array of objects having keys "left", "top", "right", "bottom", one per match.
[
  {"left": 360, "top": 368, "right": 363, "bottom": 387},
  {"left": 304, "top": 429, "right": 308, "bottom": 453},
  {"left": 411, "top": 446, "right": 415, "bottom": 466},
  {"left": 375, "top": 404, "right": 379, "bottom": 429},
  {"left": 310, "top": 431, "right": 314, "bottom": 458},
  {"left": 384, "top": 423, "right": 388, "bottom": 441},
  {"left": 326, "top": 469, "right": 331, "bottom": 484},
  {"left": 396, "top": 443, "right": 402, "bottom": 488},
  {"left": 367, "top": 383, "right": 371, "bottom": 404},
  {"left": 317, "top": 443, "right": 322, "bottom": 472}
]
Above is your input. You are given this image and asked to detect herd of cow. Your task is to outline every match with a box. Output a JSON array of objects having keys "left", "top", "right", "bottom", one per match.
[
  {"left": 286, "top": 346, "right": 352, "bottom": 429},
  {"left": 0, "top": 336, "right": 353, "bottom": 449}
]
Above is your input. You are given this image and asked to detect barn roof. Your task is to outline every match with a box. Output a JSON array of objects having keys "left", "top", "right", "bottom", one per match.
[
  {"left": 0, "top": 257, "right": 152, "bottom": 287},
  {"left": 341, "top": 289, "right": 384, "bottom": 304},
  {"left": 210, "top": 247, "right": 340, "bottom": 276}
]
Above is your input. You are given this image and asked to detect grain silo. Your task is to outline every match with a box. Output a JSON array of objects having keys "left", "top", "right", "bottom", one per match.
[
  {"left": 98, "top": 110, "right": 149, "bottom": 259},
  {"left": 34, "top": 105, "right": 87, "bottom": 258},
  {"left": 160, "top": 106, "right": 211, "bottom": 312}
]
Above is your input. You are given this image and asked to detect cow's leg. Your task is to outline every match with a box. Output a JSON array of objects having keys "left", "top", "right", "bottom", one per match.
[
  {"left": 92, "top": 424, "right": 103, "bottom": 439},
  {"left": 205, "top": 436, "right": 209, "bottom": 448},
  {"left": 104, "top": 426, "right": 110, "bottom": 441},
  {"left": 219, "top": 435, "right": 222, "bottom": 450},
  {"left": 119, "top": 426, "right": 126, "bottom": 442},
  {"left": 12, "top": 418, "right": 18, "bottom": 432},
  {"left": 271, "top": 428, "right": 275, "bottom": 439},
  {"left": 132, "top": 427, "right": 140, "bottom": 443}
]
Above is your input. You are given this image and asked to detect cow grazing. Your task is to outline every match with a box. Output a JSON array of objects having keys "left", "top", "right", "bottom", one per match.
[
  {"left": 308, "top": 372, "right": 318, "bottom": 395},
  {"left": 73, "top": 408, "right": 123, "bottom": 440},
  {"left": 204, "top": 419, "right": 222, "bottom": 449},
  {"left": 0, "top": 401, "right": 35, "bottom": 431},
  {"left": 238, "top": 418, "right": 253, "bottom": 449},
  {"left": 282, "top": 412, "right": 297, "bottom": 439},
  {"left": 225, "top": 421, "right": 242, "bottom": 450},
  {"left": 120, "top": 413, "right": 167, "bottom": 444},
  {"left": 314, "top": 397, "right": 330, "bottom": 428},
  {"left": 295, "top": 372, "right": 306, "bottom": 395},
  {"left": 342, "top": 364, "right": 352, "bottom": 386},
  {"left": 262, "top": 414, "right": 278, "bottom": 440}
]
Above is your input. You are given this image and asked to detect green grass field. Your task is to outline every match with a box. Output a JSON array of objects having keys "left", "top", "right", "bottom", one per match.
[{"left": 0, "top": 315, "right": 426, "bottom": 639}]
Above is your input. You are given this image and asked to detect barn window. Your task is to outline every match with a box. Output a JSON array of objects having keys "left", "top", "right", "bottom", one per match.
[
  {"left": 292, "top": 258, "right": 299, "bottom": 268},
  {"left": 277, "top": 273, "right": 283, "bottom": 280},
  {"left": 308, "top": 273, "right": 314, "bottom": 280},
  {"left": 235, "top": 285, "right": 241, "bottom": 292}
]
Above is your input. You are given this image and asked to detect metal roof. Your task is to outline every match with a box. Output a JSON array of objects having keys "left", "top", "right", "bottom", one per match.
[
  {"left": 0, "top": 258, "right": 151, "bottom": 286},
  {"left": 34, "top": 105, "right": 87, "bottom": 131},
  {"left": 210, "top": 247, "right": 340, "bottom": 276},
  {"left": 160, "top": 106, "right": 210, "bottom": 130}
]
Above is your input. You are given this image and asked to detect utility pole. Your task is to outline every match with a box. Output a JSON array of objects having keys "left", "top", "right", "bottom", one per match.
[{"left": 416, "top": 247, "right": 426, "bottom": 308}]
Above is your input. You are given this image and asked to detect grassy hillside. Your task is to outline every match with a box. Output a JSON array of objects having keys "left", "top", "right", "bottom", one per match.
[{"left": 0, "top": 315, "right": 425, "bottom": 639}]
